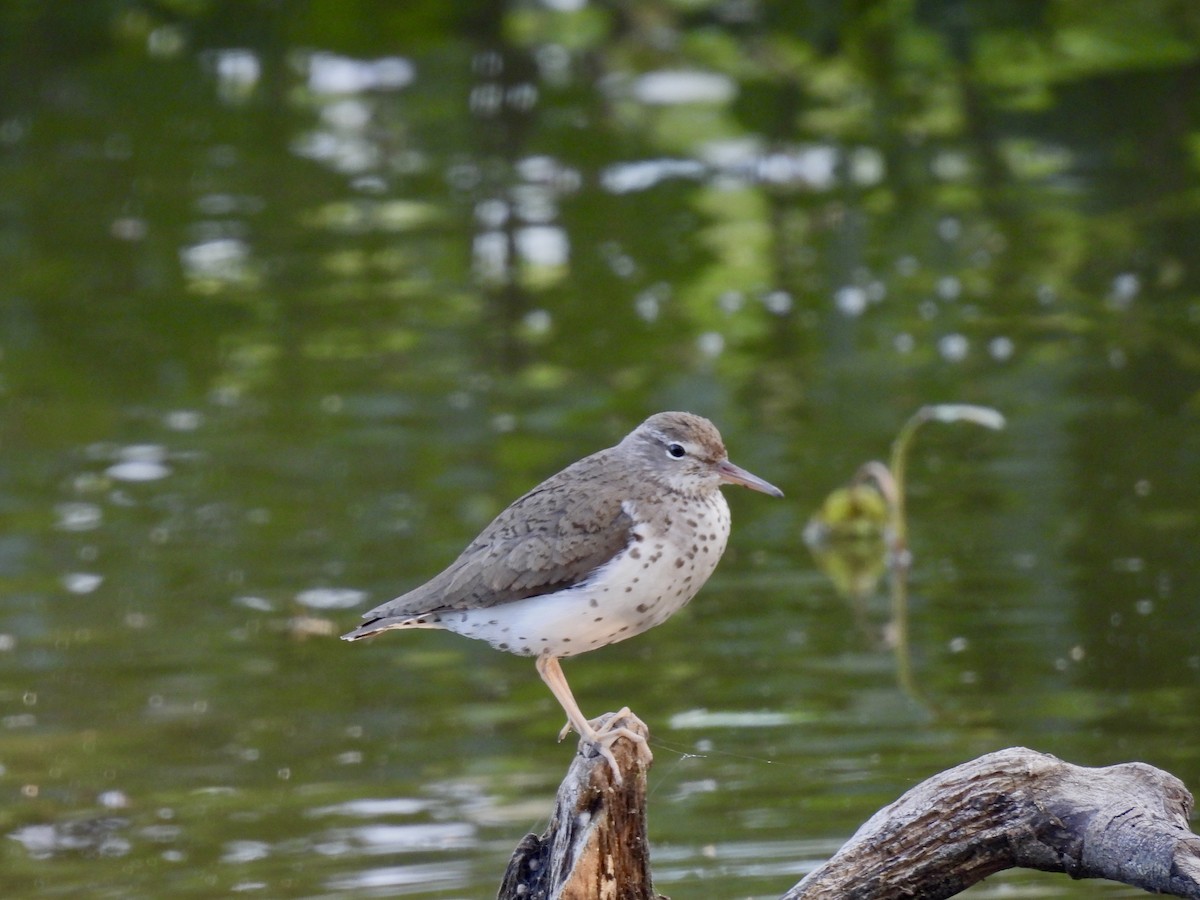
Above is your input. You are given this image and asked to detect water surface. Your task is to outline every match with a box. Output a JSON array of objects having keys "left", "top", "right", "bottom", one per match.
[{"left": 2, "top": 3, "right": 1199, "bottom": 897}]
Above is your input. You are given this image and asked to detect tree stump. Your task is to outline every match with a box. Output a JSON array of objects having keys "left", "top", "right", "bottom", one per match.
[{"left": 498, "top": 713, "right": 656, "bottom": 900}]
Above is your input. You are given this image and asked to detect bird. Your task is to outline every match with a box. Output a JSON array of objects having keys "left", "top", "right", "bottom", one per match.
[{"left": 342, "top": 411, "right": 783, "bottom": 780}]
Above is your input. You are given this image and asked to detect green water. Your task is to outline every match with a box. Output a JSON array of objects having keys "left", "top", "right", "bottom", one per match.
[{"left": 2, "top": 2, "right": 1199, "bottom": 897}]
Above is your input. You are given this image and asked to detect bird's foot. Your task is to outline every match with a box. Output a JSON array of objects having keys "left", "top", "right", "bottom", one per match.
[{"left": 560, "top": 708, "right": 652, "bottom": 785}]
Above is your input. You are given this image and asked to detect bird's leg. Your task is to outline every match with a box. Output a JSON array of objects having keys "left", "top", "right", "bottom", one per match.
[{"left": 535, "top": 655, "right": 651, "bottom": 783}]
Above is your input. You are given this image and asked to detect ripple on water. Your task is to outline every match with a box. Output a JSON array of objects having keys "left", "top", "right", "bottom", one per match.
[
  {"left": 307, "top": 798, "right": 429, "bottom": 818},
  {"left": 295, "top": 588, "right": 367, "bottom": 610},
  {"left": 54, "top": 502, "right": 103, "bottom": 531},
  {"left": 61, "top": 573, "right": 103, "bottom": 594},
  {"left": 320, "top": 821, "right": 476, "bottom": 856},
  {"left": 324, "top": 860, "right": 469, "bottom": 893},
  {"left": 10, "top": 818, "right": 132, "bottom": 859},
  {"left": 106, "top": 455, "right": 172, "bottom": 482}
]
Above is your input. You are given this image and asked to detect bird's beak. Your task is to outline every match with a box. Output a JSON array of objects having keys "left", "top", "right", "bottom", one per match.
[{"left": 717, "top": 459, "right": 784, "bottom": 498}]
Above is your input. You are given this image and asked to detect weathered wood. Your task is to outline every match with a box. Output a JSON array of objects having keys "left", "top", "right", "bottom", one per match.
[
  {"left": 500, "top": 726, "right": 1200, "bottom": 899},
  {"left": 783, "top": 746, "right": 1200, "bottom": 899},
  {"left": 497, "top": 712, "right": 657, "bottom": 900}
]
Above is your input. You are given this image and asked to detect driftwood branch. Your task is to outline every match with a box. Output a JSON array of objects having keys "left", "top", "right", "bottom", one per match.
[
  {"left": 786, "top": 746, "right": 1200, "bottom": 899},
  {"left": 498, "top": 716, "right": 1200, "bottom": 899}
]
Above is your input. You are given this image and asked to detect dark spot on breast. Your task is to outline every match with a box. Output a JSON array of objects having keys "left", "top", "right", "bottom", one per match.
[
  {"left": 619, "top": 626, "right": 629, "bottom": 633},
  {"left": 488, "top": 619, "right": 498, "bottom": 626},
  {"left": 499, "top": 642, "right": 509, "bottom": 650},
  {"left": 674, "top": 558, "right": 685, "bottom": 568},
  {"left": 594, "top": 616, "right": 604, "bottom": 622},
  {"left": 625, "top": 586, "right": 633, "bottom": 593},
  {"left": 630, "top": 547, "right": 642, "bottom": 559},
  {"left": 686, "top": 518, "right": 697, "bottom": 528},
  {"left": 589, "top": 598, "right": 599, "bottom": 608},
  {"left": 636, "top": 603, "right": 648, "bottom": 613},
  {"left": 415, "top": 617, "right": 427, "bottom": 624}
]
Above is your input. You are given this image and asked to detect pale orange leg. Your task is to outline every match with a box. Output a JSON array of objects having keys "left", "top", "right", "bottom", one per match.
[{"left": 535, "top": 655, "right": 651, "bottom": 783}]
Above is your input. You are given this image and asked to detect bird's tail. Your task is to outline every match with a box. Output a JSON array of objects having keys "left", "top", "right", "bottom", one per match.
[{"left": 341, "top": 615, "right": 443, "bottom": 642}]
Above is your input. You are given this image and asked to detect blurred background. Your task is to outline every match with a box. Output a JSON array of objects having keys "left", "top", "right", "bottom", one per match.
[{"left": 2, "top": 1, "right": 1199, "bottom": 897}]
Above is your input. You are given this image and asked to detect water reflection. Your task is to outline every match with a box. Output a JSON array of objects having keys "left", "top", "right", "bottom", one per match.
[
  {"left": 325, "top": 860, "right": 470, "bottom": 894},
  {"left": 10, "top": 816, "right": 132, "bottom": 859}
]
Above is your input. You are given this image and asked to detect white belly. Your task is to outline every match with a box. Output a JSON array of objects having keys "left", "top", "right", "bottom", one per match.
[{"left": 442, "top": 493, "right": 731, "bottom": 657}]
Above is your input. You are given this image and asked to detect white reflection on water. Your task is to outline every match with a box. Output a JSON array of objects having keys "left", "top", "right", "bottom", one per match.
[
  {"left": 668, "top": 708, "right": 801, "bottom": 729},
  {"left": 652, "top": 837, "right": 829, "bottom": 887},
  {"left": 697, "top": 331, "right": 725, "bottom": 359},
  {"left": 306, "top": 53, "right": 415, "bottom": 95},
  {"left": 163, "top": 409, "right": 204, "bottom": 431},
  {"left": 233, "top": 595, "right": 275, "bottom": 612},
  {"left": 516, "top": 225, "right": 569, "bottom": 268},
  {"left": 291, "top": 131, "right": 381, "bottom": 173},
  {"left": 308, "top": 798, "right": 429, "bottom": 818},
  {"left": 1109, "top": 271, "right": 1141, "bottom": 309},
  {"left": 180, "top": 238, "right": 251, "bottom": 285},
  {"left": 54, "top": 502, "right": 102, "bottom": 531},
  {"left": 61, "top": 573, "right": 103, "bottom": 594},
  {"left": 222, "top": 839, "right": 271, "bottom": 863},
  {"left": 630, "top": 70, "right": 737, "bottom": 105},
  {"left": 938, "top": 333, "right": 970, "bottom": 363},
  {"left": 835, "top": 285, "right": 869, "bottom": 317},
  {"left": 10, "top": 819, "right": 132, "bottom": 859},
  {"left": 325, "top": 860, "right": 469, "bottom": 893},
  {"left": 106, "top": 443, "right": 172, "bottom": 480},
  {"left": 209, "top": 49, "right": 261, "bottom": 104},
  {"left": 989, "top": 336, "right": 1016, "bottom": 361},
  {"left": 318, "top": 822, "right": 476, "bottom": 856},
  {"left": 321, "top": 97, "right": 372, "bottom": 130},
  {"left": 601, "top": 143, "right": 868, "bottom": 195},
  {"left": 105, "top": 459, "right": 172, "bottom": 482},
  {"left": 295, "top": 587, "right": 368, "bottom": 610},
  {"left": 602, "top": 158, "right": 706, "bottom": 193}
]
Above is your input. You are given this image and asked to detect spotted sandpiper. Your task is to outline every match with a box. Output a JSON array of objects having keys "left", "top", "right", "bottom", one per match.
[{"left": 342, "top": 411, "right": 783, "bottom": 779}]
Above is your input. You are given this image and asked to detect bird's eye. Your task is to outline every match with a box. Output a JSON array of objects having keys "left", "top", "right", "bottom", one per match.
[{"left": 666, "top": 442, "right": 686, "bottom": 459}]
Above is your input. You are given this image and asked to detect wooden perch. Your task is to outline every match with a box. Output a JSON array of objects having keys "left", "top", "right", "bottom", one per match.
[
  {"left": 498, "top": 712, "right": 656, "bottom": 900},
  {"left": 498, "top": 717, "right": 1200, "bottom": 900}
]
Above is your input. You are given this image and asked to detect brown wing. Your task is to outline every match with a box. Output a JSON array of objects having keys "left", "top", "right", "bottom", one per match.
[{"left": 345, "top": 449, "right": 635, "bottom": 635}]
